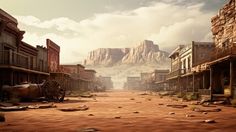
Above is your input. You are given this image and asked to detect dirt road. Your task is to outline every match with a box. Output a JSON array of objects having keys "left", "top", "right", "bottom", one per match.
[{"left": 1, "top": 90, "right": 236, "bottom": 132}]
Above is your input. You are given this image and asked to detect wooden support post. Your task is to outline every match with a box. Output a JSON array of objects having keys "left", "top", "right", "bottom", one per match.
[
  {"left": 203, "top": 72, "right": 205, "bottom": 89},
  {"left": 10, "top": 70, "right": 14, "bottom": 86},
  {"left": 210, "top": 67, "right": 213, "bottom": 100},
  {"left": 193, "top": 72, "right": 195, "bottom": 93},
  {"left": 230, "top": 60, "right": 233, "bottom": 98}
]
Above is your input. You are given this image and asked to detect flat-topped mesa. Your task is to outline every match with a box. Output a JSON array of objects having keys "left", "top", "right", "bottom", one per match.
[
  {"left": 84, "top": 48, "right": 130, "bottom": 66},
  {"left": 84, "top": 40, "right": 169, "bottom": 66}
]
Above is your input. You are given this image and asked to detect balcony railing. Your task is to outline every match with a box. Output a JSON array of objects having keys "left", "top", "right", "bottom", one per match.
[
  {"left": 0, "top": 50, "right": 48, "bottom": 73},
  {"left": 167, "top": 69, "right": 185, "bottom": 79},
  {"left": 211, "top": 43, "right": 236, "bottom": 61}
]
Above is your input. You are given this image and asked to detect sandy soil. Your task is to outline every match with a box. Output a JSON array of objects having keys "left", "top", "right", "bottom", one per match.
[{"left": 1, "top": 90, "right": 236, "bottom": 132}]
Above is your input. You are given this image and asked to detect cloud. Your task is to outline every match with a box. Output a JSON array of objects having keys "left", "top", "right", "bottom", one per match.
[{"left": 16, "top": 1, "right": 216, "bottom": 64}]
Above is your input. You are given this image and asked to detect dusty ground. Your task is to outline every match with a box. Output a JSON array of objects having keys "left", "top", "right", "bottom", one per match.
[{"left": 1, "top": 90, "right": 236, "bottom": 132}]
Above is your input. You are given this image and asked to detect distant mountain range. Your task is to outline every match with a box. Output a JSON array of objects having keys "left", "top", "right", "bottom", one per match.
[
  {"left": 84, "top": 40, "right": 169, "bottom": 66},
  {"left": 84, "top": 40, "right": 170, "bottom": 88}
]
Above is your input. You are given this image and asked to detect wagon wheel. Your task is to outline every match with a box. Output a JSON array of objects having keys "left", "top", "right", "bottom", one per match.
[{"left": 42, "top": 80, "right": 66, "bottom": 102}]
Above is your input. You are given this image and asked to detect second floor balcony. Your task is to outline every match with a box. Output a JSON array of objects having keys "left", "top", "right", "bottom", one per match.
[
  {"left": 211, "top": 42, "right": 236, "bottom": 61},
  {"left": 0, "top": 50, "right": 48, "bottom": 73}
]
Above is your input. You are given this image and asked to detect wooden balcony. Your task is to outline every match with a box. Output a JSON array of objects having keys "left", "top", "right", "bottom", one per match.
[
  {"left": 0, "top": 50, "right": 48, "bottom": 73},
  {"left": 167, "top": 69, "right": 185, "bottom": 79},
  {"left": 211, "top": 43, "right": 236, "bottom": 61}
]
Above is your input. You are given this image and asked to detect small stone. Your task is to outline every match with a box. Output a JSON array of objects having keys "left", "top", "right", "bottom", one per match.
[
  {"left": 88, "top": 114, "right": 94, "bottom": 116},
  {"left": 0, "top": 113, "right": 5, "bottom": 122},
  {"left": 42, "top": 101, "right": 49, "bottom": 104},
  {"left": 136, "top": 102, "right": 142, "bottom": 103},
  {"left": 203, "top": 112, "right": 208, "bottom": 115},
  {"left": 186, "top": 114, "right": 195, "bottom": 117},
  {"left": 158, "top": 103, "right": 164, "bottom": 105},
  {"left": 114, "top": 116, "right": 121, "bottom": 119},
  {"left": 205, "top": 119, "right": 216, "bottom": 123},
  {"left": 169, "top": 112, "right": 175, "bottom": 115},
  {"left": 130, "top": 98, "right": 135, "bottom": 100},
  {"left": 133, "top": 111, "right": 139, "bottom": 114},
  {"left": 118, "top": 106, "right": 122, "bottom": 108},
  {"left": 78, "top": 127, "right": 100, "bottom": 132}
]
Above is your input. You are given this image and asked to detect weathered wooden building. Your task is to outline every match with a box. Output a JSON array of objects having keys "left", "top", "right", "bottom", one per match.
[
  {"left": 152, "top": 69, "right": 170, "bottom": 91},
  {"left": 167, "top": 42, "right": 214, "bottom": 96},
  {"left": 166, "top": 45, "right": 184, "bottom": 92},
  {"left": 0, "top": 9, "right": 49, "bottom": 90},
  {"left": 125, "top": 77, "right": 141, "bottom": 90},
  {"left": 210, "top": 0, "right": 236, "bottom": 100}
]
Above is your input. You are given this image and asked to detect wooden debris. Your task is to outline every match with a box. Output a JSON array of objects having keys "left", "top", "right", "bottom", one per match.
[
  {"left": 78, "top": 127, "right": 100, "bottom": 132},
  {"left": 193, "top": 108, "right": 221, "bottom": 112},
  {"left": 58, "top": 105, "right": 89, "bottom": 112},
  {"left": 166, "top": 104, "right": 188, "bottom": 108},
  {"left": 0, "top": 106, "right": 28, "bottom": 111},
  {"left": 28, "top": 103, "right": 57, "bottom": 109}
]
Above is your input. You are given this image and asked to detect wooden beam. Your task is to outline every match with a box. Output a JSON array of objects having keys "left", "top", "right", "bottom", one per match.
[
  {"left": 230, "top": 60, "right": 233, "bottom": 98},
  {"left": 210, "top": 67, "right": 213, "bottom": 100},
  {"left": 193, "top": 72, "right": 195, "bottom": 93}
]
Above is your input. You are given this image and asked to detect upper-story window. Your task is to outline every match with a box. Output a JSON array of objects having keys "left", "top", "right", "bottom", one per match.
[{"left": 1, "top": 31, "right": 16, "bottom": 47}]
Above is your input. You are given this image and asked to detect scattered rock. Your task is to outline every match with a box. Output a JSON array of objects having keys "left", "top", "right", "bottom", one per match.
[
  {"left": 0, "top": 113, "right": 5, "bottom": 122},
  {"left": 200, "top": 99, "right": 210, "bottom": 105},
  {"left": 186, "top": 114, "right": 195, "bottom": 117},
  {"left": 28, "top": 103, "right": 57, "bottom": 109},
  {"left": 169, "top": 112, "right": 175, "bottom": 115},
  {"left": 58, "top": 105, "right": 89, "bottom": 112},
  {"left": 41, "top": 101, "right": 49, "bottom": 104},
  {"left": 193, "top": 108, "right": 221, "bottom": 112},
  {"left": 130, "top": 98, "right": 135, "bottom": 100},
  {"left": 202, "top": 112, "right": 208, "bottom": 115},
  {"left": 139, "top": 93, "right": 149, "bottom": 96},
  {"left": 166, "top": 104, "right": 188, "bottom": 108},
  {"left": 204, "top": 119, "right": 216, "bottom": 123},
  {"left": 146, "top": 98, "right": 152, "bottom": 101},
  {"left": 213, "top": 101, "right": 225, "bottom": 105},
  {"left": 158, "top": 103, "right": 164, "bottom": 105},
  {"left": 88, "top": 114, "right": 94, "bottom": 116},
  {"left": 133, "top": 111, "right": 139, "bottom": 114},
  {"left": 0, "top": 106, "right": 28, "bottom": 112},
  {"left": 118, "top": 106, "right": 122, "bottom": 108},
  {"left": 78, "top": 127, "right": 100, "bottom": 132},
  {"left": 136, "top": 102, "right": 142, "bottom": 103},
  {"left": 114, "top": 116, "right": 121, "bottom": 119}
]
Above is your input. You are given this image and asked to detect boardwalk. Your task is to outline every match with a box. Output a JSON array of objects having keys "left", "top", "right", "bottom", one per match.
[{"left": 1, "top": 90, "right": 236, "bottom": 132}]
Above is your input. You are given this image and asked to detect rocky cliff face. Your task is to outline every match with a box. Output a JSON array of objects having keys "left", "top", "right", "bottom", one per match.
[
  {"left": 84, "top": 40, "right": 169, "bottom": 66},
  {"left": 121, "top": 40, "right": 169, "bottom": 64}
]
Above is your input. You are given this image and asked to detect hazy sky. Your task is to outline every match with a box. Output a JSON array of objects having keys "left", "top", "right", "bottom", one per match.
[{"left": 0, "top": 0, "right": 228, "bottom": 64}]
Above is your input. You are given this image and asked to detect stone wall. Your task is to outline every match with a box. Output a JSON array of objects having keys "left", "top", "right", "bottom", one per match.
[{"left": 211, "top": 0, "right": 236, "bottom": 48}]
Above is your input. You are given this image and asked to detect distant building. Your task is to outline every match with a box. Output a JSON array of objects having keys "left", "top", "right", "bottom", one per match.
[
  {"left": 125, "top": 77, "right": 141, "bottom": 90},
  {"left": 99, "top": 76, "right": 113, "bottom": 90}
]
